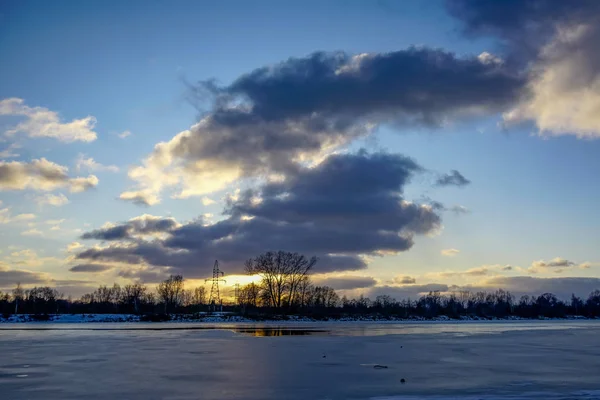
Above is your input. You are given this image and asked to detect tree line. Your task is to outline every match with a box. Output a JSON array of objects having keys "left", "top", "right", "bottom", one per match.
[{"left": 1, "top": 251, "right": 599, "bottom": 319}]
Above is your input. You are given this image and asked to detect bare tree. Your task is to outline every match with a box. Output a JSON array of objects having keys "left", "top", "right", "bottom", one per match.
[
  {"left": 238, "top": 283, "right": 260, "bottom": 308},
  {"left": 245, "top": 251, "right": 317, "bottom": 309},
  {"left": 192, "top": 286, "right": 207, "bottom": 307},
  {"left": 157, "top": 275, "right": 184, "bottom": 313},
  {"left": 122, "top": 283, "right": 147, "bottom": 314},
  {"left": 94, "top": 285, "right": 113, "bottom": 304}
]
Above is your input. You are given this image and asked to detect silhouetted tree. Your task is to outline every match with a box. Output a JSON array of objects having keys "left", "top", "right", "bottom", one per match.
[
  {"left": 157, "top": 275, "right": 184, "bottom": 314},
  {"left": 586, "top": 290, "right": 600, "bottom": 317},
  {"left": 245, "top": 251, "right": 317, "bottom": 309}
]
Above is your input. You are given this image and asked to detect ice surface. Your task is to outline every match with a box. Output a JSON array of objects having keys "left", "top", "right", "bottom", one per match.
[{"left": 1, "top": 321, "right": 599, "bottom": 399}]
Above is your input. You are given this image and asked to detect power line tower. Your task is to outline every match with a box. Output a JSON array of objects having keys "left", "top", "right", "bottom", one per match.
[{"left": 205, "top": 260, "right": 225, "bottom": 312}]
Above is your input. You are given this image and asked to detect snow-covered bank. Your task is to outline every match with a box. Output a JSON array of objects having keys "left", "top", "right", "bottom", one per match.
[{"left": 0, "top": 313, "right": 594, "bottom": 323}]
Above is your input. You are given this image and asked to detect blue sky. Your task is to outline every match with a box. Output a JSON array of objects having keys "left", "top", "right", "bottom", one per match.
[{"left": 1, "top": 0, "right": 599, "bottom": 299}]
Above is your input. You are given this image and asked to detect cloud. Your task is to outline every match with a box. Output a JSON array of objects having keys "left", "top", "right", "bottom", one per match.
[
  {"left": 117, "top": 267, "right": 170, "bottom": 284},
  {"left": 394, "top": 275, "right": 416, "bottom": 284},
  {"left": 0, "top": 265, "right": 49, "bottom": 286},
  {"left": 207, "top": 48, "right": 522, "bottom": 124},
  {"left": 435, "top": 170, "right": 471, "bottom": 187},
  {"left": 81, "top": 214, "right": 180, "bottom": 241},
  {"left": 0, "top": 143, "right": 21, "bottom": 158},
  {"left": 448, "top": 0, "right": 600, "bottom": 138},
  {"left": 68, "top": 175, "right": 99, "bottom": 193},
  {"left": 75, "top": 154, "right": 119, "bottom": 173},
  {"left": 313, "top": 275, "right": 377, "bottom": 290},
  {"left": 36, "top": 193, "right": 70, "bottom": 207},
  {"left": 532, "top": 257, "right": 575, "bottom": 269},
  {"left": 123, "top": 47, "right": 523, "bottom": 204},
  {"left": 0, "top": 208, "right": 36, "bottom": 224},
  {"left": 441, "top": 248, "right": 460, "bottom": 256},
  {"left": 430, "top": 266, "right": 491, "bottom": 279},
  {"left": 0, "top": 98, "right": 97, "bottom": 142},
  {"left": 119, "top": 190, "right": 159, "bottom": 206},
  {"left": 21, "top": 228, "right": 43, "bottom": 236},
  {"left": 201, "top": 196, "right": 216, "bottom": 206},
  {"left": 66, "top": 241, "right": 84, "bottom": 252},
  {"left": 0, "top": 158, "right": 98, "bottom": 192},
  {"left": 78, "top": 151, "right": 442, "bottom": 277},
  {"left": 45, "top": 219, "right": 65, "bottom": 225},
  {"left": 118, "top": 130, "right": 132, "bottom": 139},
  {"left": 527, "top": 257, "right": 588, "bottom": 274},
  {"left": 69, "top": 263, "right": 113, "bottom": 273}
]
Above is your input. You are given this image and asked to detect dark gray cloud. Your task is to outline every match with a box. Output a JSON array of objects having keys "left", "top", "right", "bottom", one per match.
[
  {"left": 314, "top": 276, "right": 377, "bottom": 290},
  {"left": 533, "top": 258, "right": 575, "bottom": 268},
  {"left": 205, "top": 48, "right": 523, "bottom": 125},
  {"left": 80, "top": 151, "right": 441, "bottom": 277},
  {"left": 446, "top": 0, "right": 600, "bottom": 55},
  {"left": 117, "top": 268, "right": 170, "bottom": 284},
  {"left": 227, "top": 151, "right": 438, "bottom": 234},
  {"left": 81, "top": 215, "right": 179, "bottom": 241},
  {"left": 0, "top": 266, "right": 47, "bottom": 286},
  {"left": 435, "top": 170, "right": 471, "bottom": 187},
  {"left": 69, "top": 264, "right": 114, "bottom": 273}
]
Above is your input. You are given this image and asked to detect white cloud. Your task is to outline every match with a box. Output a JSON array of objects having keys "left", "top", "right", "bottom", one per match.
[
  {"left": 477, "top": 51, "right": 503, "bottom": 65},
  {"left": 441, "top": 248, "right": 460, "bottom": 256},
  {"left": 68, "top": 175, "right": 99, "bottom": 193},
  {"left": 428, "top": 266, "right": 491, "bottom": 280},
  {"left": 66, "top": 242, "right": 84, "bottom": 252},
  {"left": 201, "top": 196, "right": 216, "bottom": 206},
  {"left": 527, "top": 257, "right": 588, "bottom": 274},
  {"left": 0, "top": 208, "right": 36, "bottom": 224},
  {"left": 36, "top": 193, "right": 70, "bottom": 207},
  {"left": 21, "top": 228, "right": 43, "bottom": 236},
  {"left": 120, "top": 113, "right": 361, "bottom": 205},
  {"left": 75, "top": 154, "right": 119, "bottom": 173},
  {"left": 0, "top": 158, "right": 98, "bottom": 192},
  {"left": 503, "top": 24, "right": 600, "bottom": 138},
  {"left": 0, "top": 98, "right": 97, "bottom": 142},
  {"left": 0, "top": 143, "right": 21, "bottom": 158},
  {"left": 118, "top": 130, "right": 132, "bottom": 139}
]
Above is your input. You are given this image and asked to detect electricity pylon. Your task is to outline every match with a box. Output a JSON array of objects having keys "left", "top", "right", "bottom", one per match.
[
  {"left": 205, "top": 260, "right": 225, "bottom": 312},
  {"left": 234, "top": 283, "right": 240, "bottom": 304}
]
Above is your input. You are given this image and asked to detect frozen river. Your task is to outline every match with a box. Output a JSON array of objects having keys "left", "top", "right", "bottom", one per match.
[{"left": 1, "top": 320, "right": 599, "bottom": 399}]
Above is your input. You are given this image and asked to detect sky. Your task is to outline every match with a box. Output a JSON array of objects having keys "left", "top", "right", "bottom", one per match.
[{"left": 1, "top": 0, "right": 600, "bottom": 300}]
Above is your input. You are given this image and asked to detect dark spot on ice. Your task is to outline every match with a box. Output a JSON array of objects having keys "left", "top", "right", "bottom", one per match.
[{"left": 401, "top": 378, "right": 406, "bottom": 383}]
